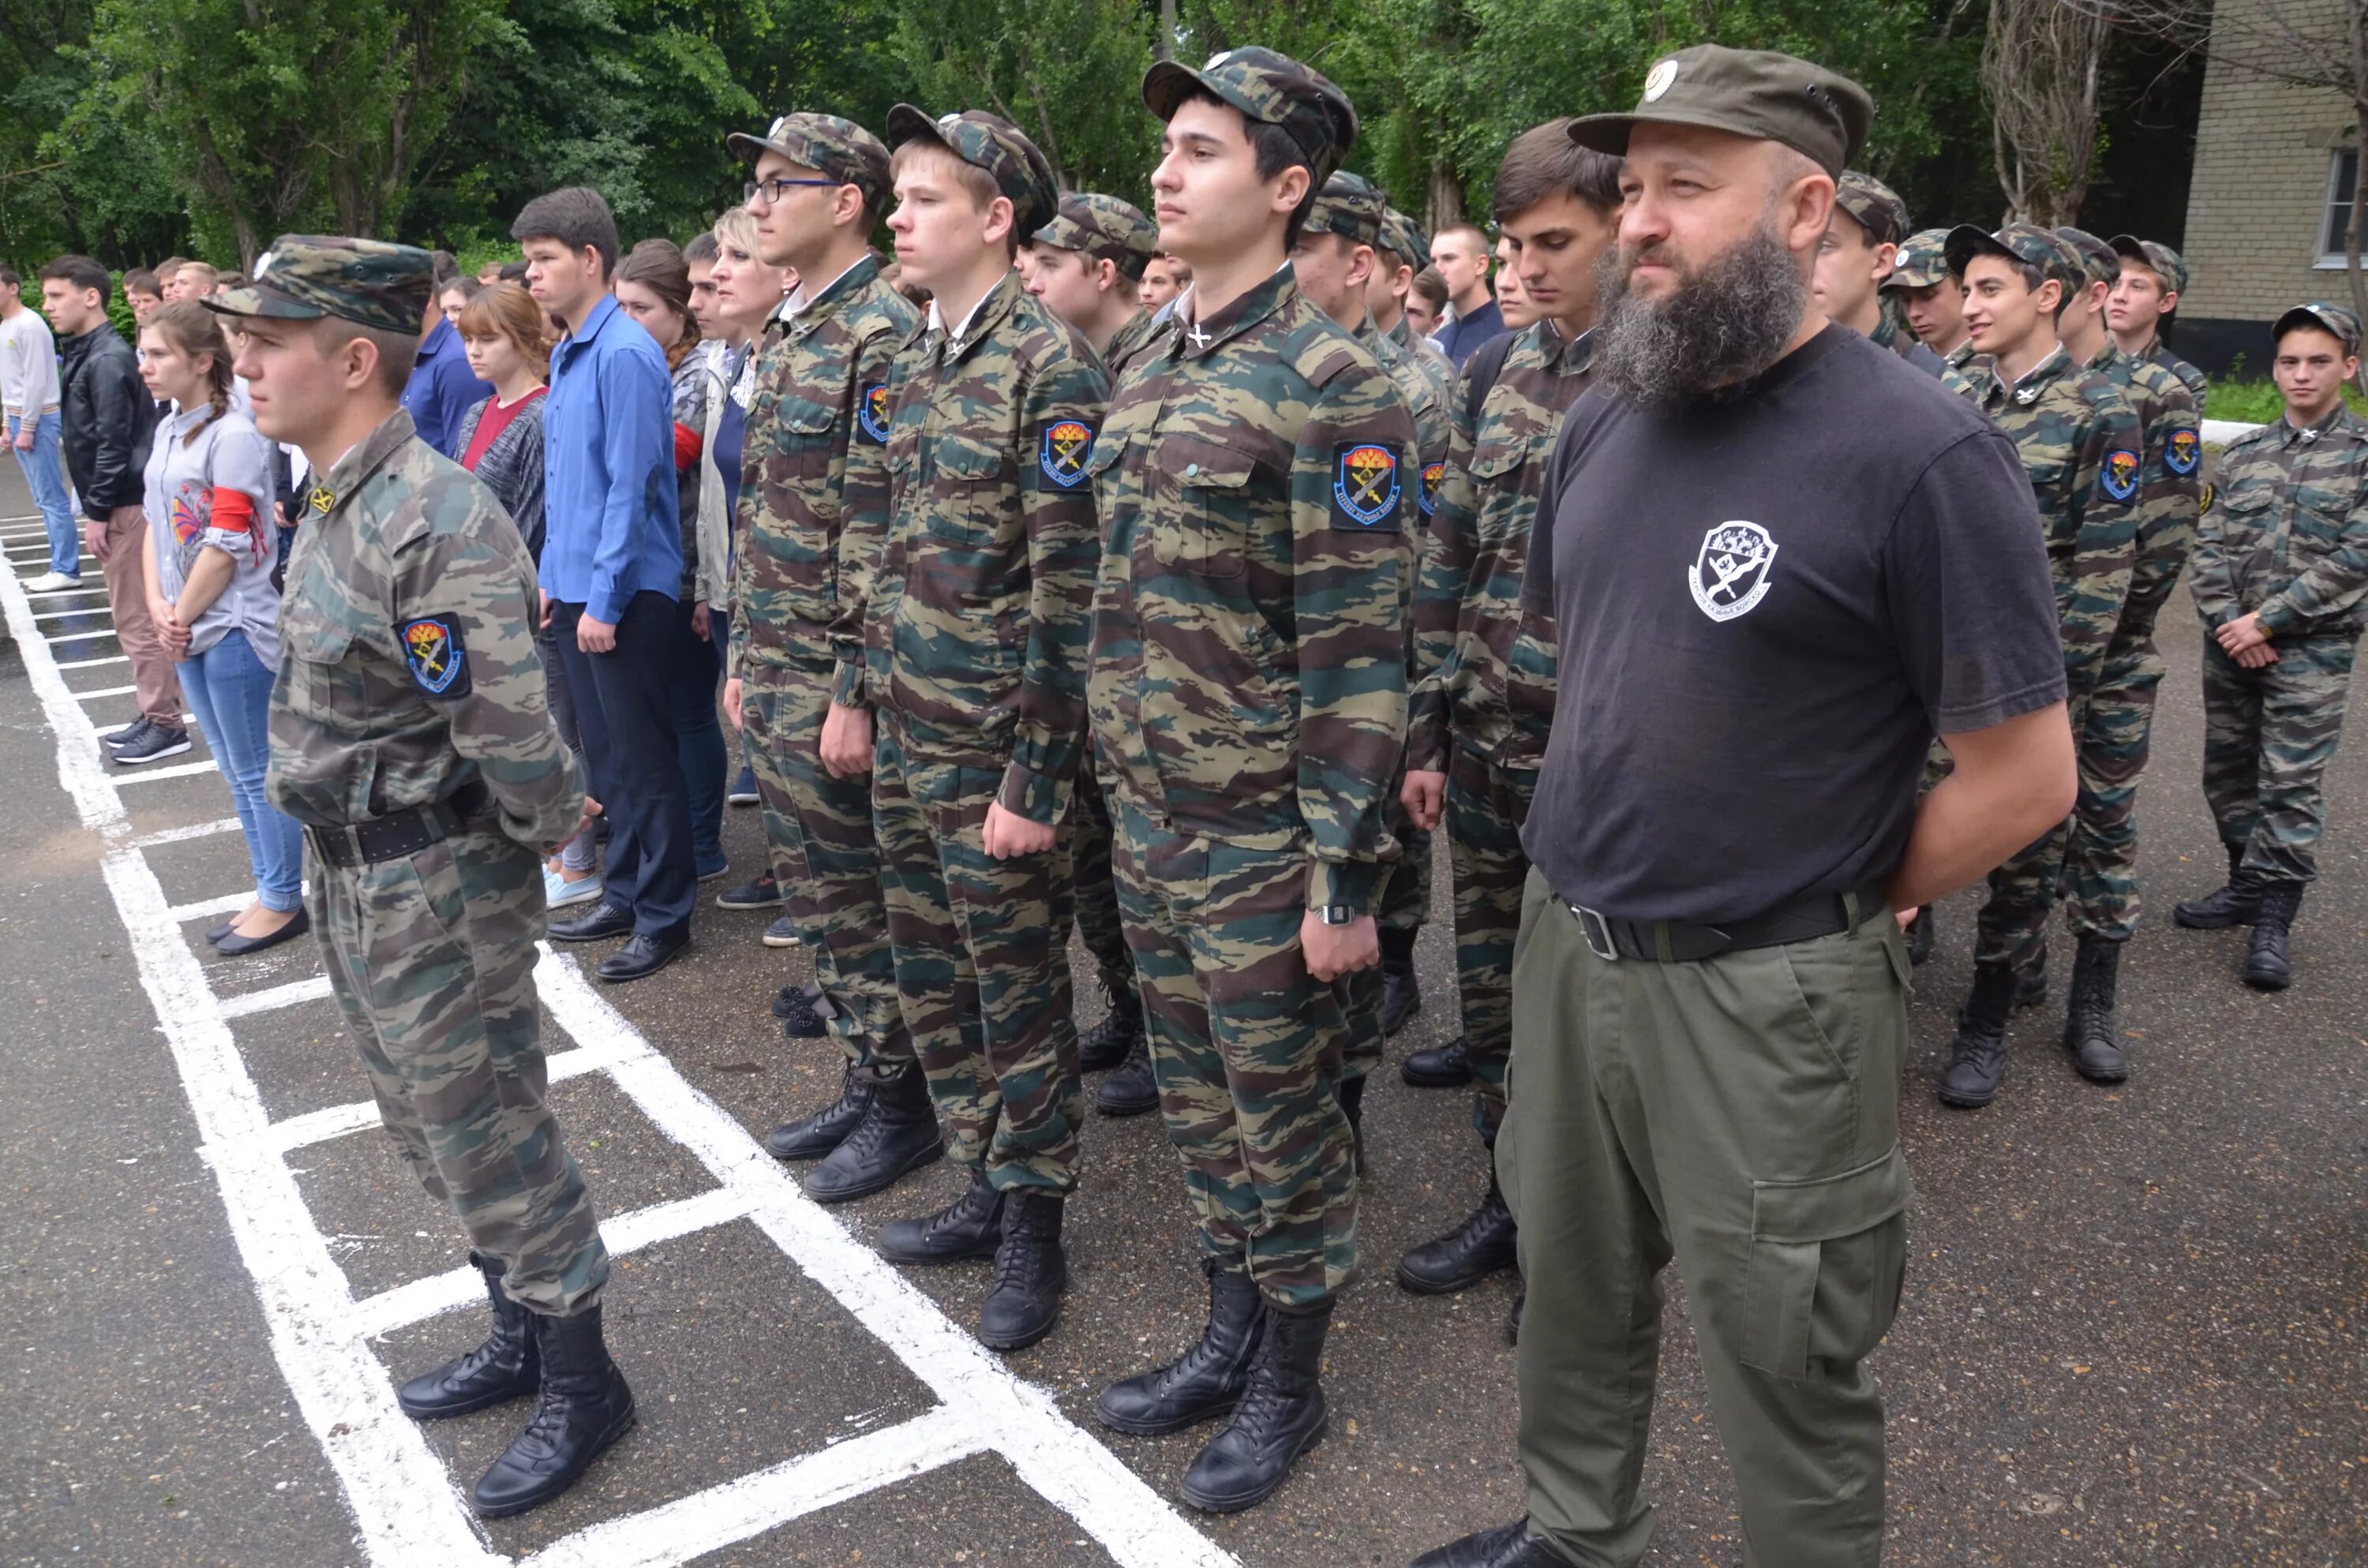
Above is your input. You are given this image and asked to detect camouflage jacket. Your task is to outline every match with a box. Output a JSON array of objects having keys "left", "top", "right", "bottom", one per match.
[
  {"left": 269, "top": 410, "right": 583, "bottom": 848},
  {"left": 2128, "top": 333, "right": 2209, "bottom": 414},
  {"left": 2084, "top": 341, "right": 2202, "bottom": 649},
  {"left": 733, "top": 254, "right": 919, "bottom": 683},
  {"left": 1086, "top": 266, "right": 1417, "bottom": 911},
  {"left": 1873, "top": 311, "right": 1977, "bottom": 399},
  {"left": 864, "top": 268, "right": 1108, "bottom": 825},
  {"left": 1360, "top": 316, "right": 1450, "bottom": 504},
  {"left": 1407, "top": 319, "right": 1592, "bottom": 776},
  {"left": 2190, "top": 404, "right": 2368, "bottom": 640},
  {"left": 1102, "top": 308, "right": 1175, "bottom": 385},
  {"left": 1386, "top": 312, "right": 1455, "bottom": 387},
  {"left": 1965, "top": 344, "right": 2141, "bottom": 711}
]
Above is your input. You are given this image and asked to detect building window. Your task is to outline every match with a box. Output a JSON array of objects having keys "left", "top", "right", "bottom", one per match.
[{"left": 2324, "top": 148, "right": 2362, "bottom": 268}]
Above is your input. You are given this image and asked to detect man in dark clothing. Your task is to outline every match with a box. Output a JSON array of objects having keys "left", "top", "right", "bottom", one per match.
[
  {"left": 1431, "top": 223, "right": 1506, "bottom": 368},
  {"left": 402, "top": 290, "right": 496, "bottom": 458}
]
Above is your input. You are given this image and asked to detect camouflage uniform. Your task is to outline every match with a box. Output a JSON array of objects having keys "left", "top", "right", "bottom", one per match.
[
  {"left": 866, "top": 110, "right": 1107, "bottom": 1194},
  {"left": 1381, "top": 208, "right": 1456, "bottom": 387},
  {"left": 726, "top": 118, "right": 920, "bottom": 1080},
  {"left": 1407, "top": 317, "right": 1592, "bottom": 1138},
  {"left": 2108, "top": 234, "right": 2209, "bottom": 413},
  {"left": 2190, "top": 373, "right": 2368, "bottom": 887},
  {"left": 1103, "top": 308, "right": 1175, "bottom": 384},
  {"left": 2129, "top": 331, "right": 2209, "bottom": 414}
]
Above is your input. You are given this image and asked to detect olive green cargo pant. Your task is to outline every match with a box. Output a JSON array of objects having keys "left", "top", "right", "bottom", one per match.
[{"left": 1500, "top": 869, "right": 1912, "bottom": 1566}]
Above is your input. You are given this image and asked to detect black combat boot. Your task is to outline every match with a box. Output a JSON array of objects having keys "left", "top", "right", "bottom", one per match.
[
  {"left": 1401, "top": 1036, "right": 1472, "bottom": 1087},
  {"left": 978, "top": 1190, "right": 1067, "bottom": 1350},
  {"left": 397, "top": 1254, "right": 540, "bottom": 1419},
  {"left": 762, "top": 1062, "right": 873, "bottom": 1161},
  {"left": 2242, "top": 882, "right": 2302, "bottom": 991},
  {"left": 1077, "top": 967, "right": 1144, "bottom": 1073},
  {"left": 1411, "top": 1518, "right": 1572, "bottom": 1567},
  {"left": 877, "top": 1166, "right": 1004, "bottom": 1263},
  {"left": 1178, "top": 1299, "right": 1332, "bottom": 1513},
  {"left": 2063, "top": 937, "right": 2130, "bottom": 1082},
  {"left": 1337, "top": 1072, "right": 1367, "bottom": 1175},
  {"left": 1097, "top": 1027, "right": 1160, "bottom": 1116},
  {"left": 1396, "top": 1172, "right": 1517, "bottom": 1294},
  {"left": 1938, "top": 963, "right": 2018, "bottom": 1109},
  {"left": 2015, "top": 945, "right": 2048, "bottom": 1009},
  {"left": 1379, "top": 926, "right": 1422, "bottom": 1036},
  {"left": 2175, "top": 843, "right": 2264, "bottom": 929},
  {"left": 1096, "top": 1262, "right": 1266, "bottom": 1435},
  {"left": 470, "top": 1304, "right": 635, "bottom": 1518},
  {"left": 1906, "top": 905, "right": 1935, "bottom": 967},
  {"left": 804, "top": 1066, "right": 943, "bottom": 1203}
]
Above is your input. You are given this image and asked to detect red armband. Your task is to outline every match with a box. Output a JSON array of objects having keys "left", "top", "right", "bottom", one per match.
[
  {"left": 673, "top": 421, "right": 703, "bottom": 470},
  {"left": 209, "top": 488, "right": 257, "bottom": 533}
]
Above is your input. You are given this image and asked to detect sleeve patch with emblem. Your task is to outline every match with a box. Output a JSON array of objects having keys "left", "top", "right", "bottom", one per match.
[
  {"left": 2100, "top": 448, "right": 2140, "bottom": 501},
  {"left": 1418, "top": 460, "right": 1444, "bottom": 517},
  {"left": 1039, "top": 418, "right": 1095, "bottom": 489},
  {"left": 857, "top": 384, "right": 893, "bottom": 444},
  {"left": 2200, "top": 481, "right": 2216, "bottom": 512},
  {"left": 1332, "top": 442, "right": 1403, "bottom": 531},
  {"left": 401, "top": 616, "right": 471, "bottom": 698},
  {"left": 2164, "top": 427, "right": 2200, "bottom": 475}
]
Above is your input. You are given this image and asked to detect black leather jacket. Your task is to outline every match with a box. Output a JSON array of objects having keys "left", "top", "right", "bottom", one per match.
[{"left": 58, "top": 323, "right": 155, "bottom": 520}]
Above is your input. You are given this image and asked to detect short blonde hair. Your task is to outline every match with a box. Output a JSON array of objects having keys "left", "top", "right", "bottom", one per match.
[{"left": 712, "top": 204, "right": 761, "bottom": 257}]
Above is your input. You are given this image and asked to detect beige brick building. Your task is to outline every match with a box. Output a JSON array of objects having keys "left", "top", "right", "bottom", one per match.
[{"left": 2177, "top": 0, "right": 2362, "bottom": 374}]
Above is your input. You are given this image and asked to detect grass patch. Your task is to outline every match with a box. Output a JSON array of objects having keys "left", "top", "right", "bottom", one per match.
[{"left": 2205, "top": 376, "right": 2368, "bottom": 425}]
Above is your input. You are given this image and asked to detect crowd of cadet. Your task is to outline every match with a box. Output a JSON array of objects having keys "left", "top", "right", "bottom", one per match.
[{"left": 5, "top": 34, "right": 2363, "bottom": 1568}]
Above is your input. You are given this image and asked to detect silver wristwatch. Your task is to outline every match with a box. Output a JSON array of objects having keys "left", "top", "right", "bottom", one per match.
[{"left": 1314, "top": 904, "right": 1358, "bottom": 926}]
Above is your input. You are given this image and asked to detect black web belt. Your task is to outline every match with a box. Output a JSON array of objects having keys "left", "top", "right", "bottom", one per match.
[
  {"left": 308, "top": 780, "right": 493, "bottom": 869},
  {"left": 1557, "top": 881, "right": 1889, "bottom": 964}
]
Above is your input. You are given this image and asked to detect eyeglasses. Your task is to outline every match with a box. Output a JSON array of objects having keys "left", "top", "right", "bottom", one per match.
[{"left": 745, "top": 177, "right": 842, "bottom": 207}]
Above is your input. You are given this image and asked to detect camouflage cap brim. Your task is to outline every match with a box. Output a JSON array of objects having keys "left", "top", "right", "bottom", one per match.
[
  {"left": 886, "top": 103, "right": 1058, "bottom": 238},
  {"left": 200, "top": 234, "right": 433, "bottom": 335},
  {"left": 2276, "top": 303, "right": 2363, "bottom": 354},
  {"left": 2106, "top": 234, "right": 2187, "bottom": 296},
  {"left": 201, "top": 285, "right": 328, "bottom": 324},
  {"left": 1140, "top": 48, "right": 1355, "bottom": 187},
  {"left": 727, "top": 112, "right": 892, "bottom": 212}
]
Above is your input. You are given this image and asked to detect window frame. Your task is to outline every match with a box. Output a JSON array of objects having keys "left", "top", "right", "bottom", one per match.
[{"left": 2318, "top": 145, "right": 2362, "bottom": 271}]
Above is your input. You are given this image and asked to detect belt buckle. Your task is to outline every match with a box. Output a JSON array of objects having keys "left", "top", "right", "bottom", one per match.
[{"left": 1570, "top": 903, "right": 1617, "bottom": 961}]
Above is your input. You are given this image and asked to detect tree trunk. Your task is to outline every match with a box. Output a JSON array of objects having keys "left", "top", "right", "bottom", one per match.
[{"left": 1156, "top": 0, "right": 1175, "bottom": 62}]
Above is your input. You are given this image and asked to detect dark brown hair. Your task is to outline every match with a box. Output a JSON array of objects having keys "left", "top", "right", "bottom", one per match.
[
  {"left": 613, "top": 238, "right": 702, "bottom": 368},
  {"left": 1493, "top": 118, "right": 1623, "bottom": 222},
  {"left": 141, "top": 300, "right": 235, "bottom": 443},
  {"left": 1411, "top": 266, "right": 1450, "bottom": 312}
]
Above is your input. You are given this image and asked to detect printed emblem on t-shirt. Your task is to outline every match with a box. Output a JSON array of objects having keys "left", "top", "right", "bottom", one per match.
[
  {"left": 2101, "top": 448, "right": 2139, "bottom": 501},
  {"left": 1688, "top": 520, "right": 1779, "bottom": 623}
]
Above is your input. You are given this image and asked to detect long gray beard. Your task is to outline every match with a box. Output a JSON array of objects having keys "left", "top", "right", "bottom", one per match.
[{"left": 1591, "top": 224, "right": 1809, "bottom": 410}]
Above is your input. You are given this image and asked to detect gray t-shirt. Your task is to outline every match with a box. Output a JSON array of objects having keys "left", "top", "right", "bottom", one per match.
[{"left": 144, "top": 403, "right": 282, "bottom": 665}]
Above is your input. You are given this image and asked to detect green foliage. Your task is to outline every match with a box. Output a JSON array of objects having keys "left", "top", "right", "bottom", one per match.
[{"left": 2205, "top": 377, "right": 2368, "bottom": 426}]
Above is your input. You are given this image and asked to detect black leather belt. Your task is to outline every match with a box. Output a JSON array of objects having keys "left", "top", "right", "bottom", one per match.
[
  {"left": 1558, "top": 881, "right": 1888, "bottom": 963},
  {"left": 308, "top": 780, "right": 491, "bottom": 869}
]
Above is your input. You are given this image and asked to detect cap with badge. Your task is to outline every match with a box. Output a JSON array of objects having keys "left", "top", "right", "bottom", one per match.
[
  {"left": 1883, "top": 227, "right": 1953, "bottom": 292},
  {"left": 203, "top": 235, "right": 433, "bottom": 335},
  {"left": 1304, "top": 170, "right": 1388, "bottom": 250},
  {"left": 2053, "top": 226, "right": 2120, "bottom": 290},
  {"left": 1568, "top": 44, "right": 1872, "bottom": 178},
  {"left": 727, "top": 111, "right": 894, "bottom": 215},
  {"left": 1943, "top": 222, "right": 2083, "bottom": 293},
  {"left": 1032, "top": 193, "right": 1160, "bottom": 278},
  {"left": 1141, "top": 46, "right": 1359, "bottom": 187},
  {"left": 2107, "top": 234, "right": 2188, "bottom": 296},
  {"left": 1381, "top": 207, "right": 1429, "bottom": 268},
  {"left": 1832, "top": 170, "right": 1910, "bottom": 249},
  {"left": 2275, "top": 301, "right": 2363, "bottom": 354},
  {"left": 885, "top": 105, "right": 1059, "bottom": 240}
]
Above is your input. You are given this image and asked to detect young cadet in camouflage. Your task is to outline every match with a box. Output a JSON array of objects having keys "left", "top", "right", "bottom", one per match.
[
  {"left": 2107, "top": 236, "right": 2209, "bottom": 413},
  {"left": 2179, "top": 303, "right": 2368, "bottom": 992},
  {"left": 1021, "top": 189, "right": 1171, "bottom": 1114},
  {"left": 1085, "top": 47, "right": 1411, "bottom": 1514},
  {"left": 1375, "top": 207, "right": 1456, "bottom": 386},
  {"left": 2041, "top": 227, "right": 2204, "bottom": 1077},
  {"left": 721, "top": 112, "right": 941, "bottom": 1203},
  {"left": 1396, "top": 119, "right": 1621, "bottom": 1313},
  {"left": 1939, "top": 221, "right": 2141, "bottom": 1110},
  {"left": 1887, "top": 227, "right": 1975, "bottom": 365},
  {"left": 861, "top": 106, "right": 1107, "bottom": 1353},
  {"left": 1292, "top": 167, "right": 1444, "bottom": 1114},
  {"left": 211, "top": 237, "right": 633, "bottom": 1519}
]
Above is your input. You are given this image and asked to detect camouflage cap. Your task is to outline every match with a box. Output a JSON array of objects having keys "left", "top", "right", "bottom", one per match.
[
  {"left": 1381, "top": 207, "right": 1429, "bottom": 268},
  {"left": 1032, "top": 192, "right": 1160, "bottom": 275},
  {"left": 1304, "top": 170, "right": 1388, "bottom": 250},
  {"left": 1944, "top": 222, "right": 2082, "bottom": 294},
  {"left": 2053, "top": 226, "right": 2120, "bottom": 290},
  {"left": 2107, "top": 234, "right": 2188, "bottom": 296},
  {"left": 202, "top": 235, "right": 433, "bottom": 335},
  {"left": 1569, "top": 44, "right": 1872, "bottom": 178},
  {"left": 885, "top": 105, "right": 1059, "bottom": 239},
  {"left": 1141, "top": 47, "right": 1359, "bottom": 188},
  {"left": 1833, "top": 170, "right": 1909, "bottom": 249},
  {"left": 1883, "top": 227, "right": 1953, "bottom": 291},
  {"left": 2275, "top": 301, "right": 2363, "bottom": 354},
  {"left": 727, "top": 111, "right": 893, "bottom": 215}
]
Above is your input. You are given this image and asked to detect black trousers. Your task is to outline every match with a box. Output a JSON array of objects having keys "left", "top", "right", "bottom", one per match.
[{"left": 550, "top": 591, "right": 695, "bottom": 941}]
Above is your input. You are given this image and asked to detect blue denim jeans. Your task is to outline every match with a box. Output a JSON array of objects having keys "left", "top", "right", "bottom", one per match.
[
  {"left": 6, "top": 412, "right": 81, "bottom": 578},
  {"left": 179, "top": 629, "right": 305, "bottom": 911}
]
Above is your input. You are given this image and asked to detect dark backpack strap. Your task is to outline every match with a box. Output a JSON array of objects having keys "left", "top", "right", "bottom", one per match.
[{"left": 1460, "top": 329, "right": 1520, "bottom": 427}]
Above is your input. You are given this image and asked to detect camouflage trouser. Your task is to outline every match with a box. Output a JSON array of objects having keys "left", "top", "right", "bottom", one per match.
[
  {"left": 1448, "top": 747, "right": 1534, "bottom": 1140},
  {"left": 1070, "top": 754, "right": 1135, "bottom": 997},
  {"left": 2201, "top": 633, "right": 2359, "bottom": 885},
  {"left": 310, "top": 827, "right": 607, "bottom": 1316},
  {"left": 872, "top": 716, "right": 1085, "bottom": 1193},
  {"left": 1973, "top": 817, "right": 2074, "bottom": 973},
  {"left": 1110, "top": 790, "right": 1358, "bottom": 1311},
  {"left": 1341, "top": 792, "right": 1429, "bottom": 1086},
  {"left": 741, "top": 668, "right": 914, "bottom": 1073}
]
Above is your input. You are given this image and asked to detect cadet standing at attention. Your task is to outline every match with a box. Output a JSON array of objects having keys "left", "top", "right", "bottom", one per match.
[
  {"left": 859, "top": 107, "right": 1107, "bottom": 1353},
  {"left": 212, "top": 238, "right": 633, "bottom": 1518},
  {"left": 1883, "top": 227, "right": 1974, "bottom": 367},
  {"left": 1085, "top": 47, "right": 1413, "bottom": 1514},
  {"left": 1373, "top": 208, "right": 1456, "bottom": 387},
  {"left": 1026, "top": 192, "right": 1172, "bottom": 383},
  {"left": 2106, "top": 236, "right": 2210, "bottom": 412},
  {"left": 2178, "top": 303, "right": 2368, "bottom": 991}
]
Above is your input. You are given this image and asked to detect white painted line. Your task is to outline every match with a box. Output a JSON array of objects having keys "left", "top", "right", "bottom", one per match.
[
  {"left": 132, "top": 816, "right": 242, "bottom": 848},
  {"left": 55, "top": 654, "right": 129, "bottom": 670},
  {"left": 22, "top": 584, "right": 105, "bottom": 598},
  {"left": 264, "top": 1035, "right": 638, "bottom": 1155},
  {"left": 31, "top": 605, "right": 117, "bottom": 621},
  {"left": 170, "top": 885, "right": 312, "bottom": 921},
  {"left": 45, "top": 627, "right": 121, "bottom": 642},
  {"left": 114, "top": 758, "right": 219, "bottom": 784},
  {"left": 520, "top": 1405, "right": 987, "bottom": 1568},
  {"left": 217, "top": 974, "right": 335, "bottom": 1020},
  {"left": 73, "top": 685, "right": 137, "bottom": 701}
]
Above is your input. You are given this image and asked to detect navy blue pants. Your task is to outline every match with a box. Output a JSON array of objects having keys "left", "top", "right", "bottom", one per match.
[{"left": 551, "top": 592, "right": 695, "bottom": 941}]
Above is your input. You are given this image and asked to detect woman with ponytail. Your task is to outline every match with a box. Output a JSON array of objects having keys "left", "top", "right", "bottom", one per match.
[{"left": 137, "top": 301, "right": 307, "bottom": 956}]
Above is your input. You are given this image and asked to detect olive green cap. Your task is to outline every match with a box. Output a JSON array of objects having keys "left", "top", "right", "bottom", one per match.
[
  {"left": 885, "top": 106, "right": 1059, "bottom": 239},
  {"left": 727, "top": 111, "right": 893, "bottom": 215},
  {"left": 1944, "top": 222, "right": 2083, "bottom": 293},
  {"left": 1381, "top": 207, "right": 1429, "bottom": 268},
  {"left": 1033, "top": 193, "right": 1160, "bottom": 279},
  {"left": 1142, "top": 47, "right": 1359, "bottom": 188},
  {"left": 2107, "top": 234, "right": 2187, "bottom": 296},
  {"left": 2053, "top": 226, "right": 2119, "bottom": 290},
  {"left": 1568, "top": 44, "right": 1872, "bottom": 178},
  {"left": 1833, "top": 170, "right": 1909, "bottom": 249},
  {"left": 1305, "top": 171, "right": 1388, "bottom": 250},
  {"left": 2276, "top": 301, "right": 2362, "bottom": 354},
  {"left": 202, "top": 235, "right": 433, "bottom": 335},
  {"left": 1883, "top": 227, "right": 1953, "bottom": 291}
]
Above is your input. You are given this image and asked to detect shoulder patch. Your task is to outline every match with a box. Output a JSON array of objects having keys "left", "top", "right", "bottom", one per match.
[
  {"left": 1332, "top": 442, "right": 1403, "bottom": 531},
  {"left": 2164, "top": 426, "right": 2200, "bottom": 475},
  {"left": 2100, "top": 449, "right": 2140, "bottom": 501},
  {"left": 2200, "top": 481, "right": 2216, "bottom": 513},
  {"left": 1039, "top": 418, "right": 1096, "bottom": 489},
  {"left": 401, "top": 616, "right": 470, "bottom": 698},
  {"left": 856, "top": 384, "right": 893, "bottom": 445},
  {"left": 1418, "top": 459, "right": 1444, "bottom": 517}
]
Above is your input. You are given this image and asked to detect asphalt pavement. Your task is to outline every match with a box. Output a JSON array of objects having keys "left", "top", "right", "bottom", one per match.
[{"left": 2, "top": 451, "right": 2362, "bottom": 1568}]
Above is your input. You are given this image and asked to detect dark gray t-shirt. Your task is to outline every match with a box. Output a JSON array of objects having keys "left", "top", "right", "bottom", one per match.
[{"left": 1522, "top": 324, "right": 2065, "bottom": 924}]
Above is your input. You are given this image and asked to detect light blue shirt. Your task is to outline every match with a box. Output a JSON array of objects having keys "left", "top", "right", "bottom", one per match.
[{"left": 539, "top": 294, "right": 681, "bottom": 622}]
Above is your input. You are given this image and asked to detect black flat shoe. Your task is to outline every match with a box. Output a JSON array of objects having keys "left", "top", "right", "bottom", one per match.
[
  {"left": 204, "top": 920, "right": 235, "bottom": 945},
  {"left": 213, "top": 906, "right": 310, "bottom": 956},
  {"left": 549, "top": 901, "right": 635, "bottom": 942},
  {"left": 597, "top": 932, "right": 688, "bottom": 983}
]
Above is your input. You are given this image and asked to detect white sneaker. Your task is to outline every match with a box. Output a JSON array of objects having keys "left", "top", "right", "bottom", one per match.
[
  {"left": 24, "top": 571, "right": 84, "bottom": 593},
  {"left": 545, "top": 867, "right": 605, "bottom": 908}
]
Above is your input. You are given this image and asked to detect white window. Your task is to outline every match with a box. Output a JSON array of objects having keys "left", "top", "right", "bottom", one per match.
[{"left": 2321, "top": 147, "right": 2362, "bottom": 269}]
